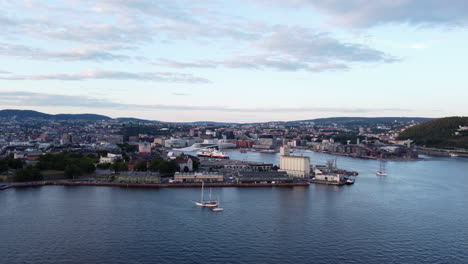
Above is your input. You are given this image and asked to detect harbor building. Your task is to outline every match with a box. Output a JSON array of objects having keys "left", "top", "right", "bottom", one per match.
[
  {"left": 174, "top": 172, "right": 223, "bottom": 183},
  {"left": 234, "top": 171, "right": 290, "bottom": 183},
  {"left": 117, "top": 172, "right": 160, "bottom": 184},
  {"left": 279, "top": 146, "right": 310, "bottom": 178}
]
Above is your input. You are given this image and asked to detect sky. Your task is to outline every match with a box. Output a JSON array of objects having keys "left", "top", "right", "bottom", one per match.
[{"left": 1, "top": 0, "right": 467, "bottom": 122}]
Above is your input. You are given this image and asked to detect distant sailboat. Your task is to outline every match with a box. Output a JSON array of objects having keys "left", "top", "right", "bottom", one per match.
[
  {"left": 193, "top": 181, "right": 218, "bottom": 207},
  {"left": 376, "top": 160, "right": 388, "bottom": 176}
]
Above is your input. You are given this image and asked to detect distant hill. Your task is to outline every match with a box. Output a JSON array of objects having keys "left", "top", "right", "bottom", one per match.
[
  {"left": 0, "top": 109, "right": 50, "bottom": 119},
  {"left": 0, "top": 109, "right": 111, "bottom": 121},
  {"left": 398, "top": 117, "right": 468, "bottom": 149},
  {"left": 0, "top": 109, "right": 435, "bottom": 126},
  {"left": 298, "top": 117, "right": 433, "bottom": 125},
  {"left": 116, "top": 117, "right": 160, "bottom": 123}
]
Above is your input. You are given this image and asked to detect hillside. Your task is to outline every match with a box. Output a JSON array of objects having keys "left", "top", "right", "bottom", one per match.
[
  {"left": 398, "top": 117, "right": 468, "bottom": 149},
  {"left": 0, "top": 109, "right": 111, "bottom": 121}
]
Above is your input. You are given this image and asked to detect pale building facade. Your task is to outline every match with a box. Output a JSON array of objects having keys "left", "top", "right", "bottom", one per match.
[{"left": 279, "top": 146, "right": 310, "bottom": 178}]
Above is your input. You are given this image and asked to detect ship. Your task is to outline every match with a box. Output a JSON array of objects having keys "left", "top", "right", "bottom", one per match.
[{"left": 196, "top": 148, "right": 230, "bottom": 159}]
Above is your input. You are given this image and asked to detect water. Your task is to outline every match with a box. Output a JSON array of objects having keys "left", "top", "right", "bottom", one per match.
[{"left": 1, "top": 152, "right": 468, "bottom": 264}]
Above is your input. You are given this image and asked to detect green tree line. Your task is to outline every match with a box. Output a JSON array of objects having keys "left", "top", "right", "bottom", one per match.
[{"left": 398, "top": 117, "right": 468, "bottom": 149}]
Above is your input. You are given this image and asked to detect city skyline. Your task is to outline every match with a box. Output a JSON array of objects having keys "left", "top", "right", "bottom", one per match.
[{"left": 1, "top": 1, "right": 468, "bottom": 122}]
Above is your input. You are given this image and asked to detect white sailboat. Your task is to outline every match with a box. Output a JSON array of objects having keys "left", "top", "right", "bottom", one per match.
[
  {"left": 376, "top": 160, "right": 388, "bottom": 176},
  {"left": 194, "top": 181, "right": 218, "bottom": 207},
  {"left": 212, "top": 196, "right": 224, "bottom": 212}
]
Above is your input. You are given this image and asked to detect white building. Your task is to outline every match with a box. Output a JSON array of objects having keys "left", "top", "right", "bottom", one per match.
[
  {"left": 100, "top": 153, "right": 123, "bottom": 164},
  {"left": 314, "top": 173, "right": 341, "bottom": 183},
  {"left": 279, "top": 146, "right": 310, "bottom": 178}
]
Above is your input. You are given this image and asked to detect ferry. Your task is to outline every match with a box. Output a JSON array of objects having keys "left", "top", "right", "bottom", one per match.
[{"left": 196, "top": 149, "right": 229, "bottom": 159}]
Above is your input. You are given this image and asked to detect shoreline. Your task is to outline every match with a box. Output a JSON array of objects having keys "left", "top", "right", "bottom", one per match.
[
  {"left": 0, "top": 181, "right": 310, "bottom": 191},
  {"left": 226, "top": 148, "right": 424, "bottom": 161}
]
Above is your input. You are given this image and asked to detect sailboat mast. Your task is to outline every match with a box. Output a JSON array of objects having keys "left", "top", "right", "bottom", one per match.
[{"left": 201, "top": 181, "right": 204, "bottom": 202}]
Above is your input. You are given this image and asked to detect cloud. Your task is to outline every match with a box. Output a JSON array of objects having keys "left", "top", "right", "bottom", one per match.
[
  {"left": 256, "top": 26, "right": 396, "bottom": 63},
  {"left": 0, "top": 91, "right": 411, "bottom": 114},
  {"left": 157, "top": 26, "right": 395, "bottom": 72},
  {"left": 0, "top": 2, "right": 397, "bottom": 73},
  {"left": 257, "top": 0, "right": 468, "bottom": 28},
  {"left": 0, "top": 43, "right": 132, "bottom": 61},
  {"left": 0, "top": 70, "right": 210, "bottom": 83},
  {"left": 1, "top": 1, "right": 259, "bottom": 46}
]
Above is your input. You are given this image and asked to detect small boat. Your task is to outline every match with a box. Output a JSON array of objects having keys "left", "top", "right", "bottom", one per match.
[
  {"left": 450, "top": 153, "right": 458, "bottom": 157},
  {"left": 346, "top": 178, "right": 355, "bottom": 184},
  {"left": 212, "top": 196, "right": 223, "bottom": 212},
  {"left": 376, "top": 160, "right": 388, "bottom": 176},
  {"left": 194, "top": 181, "right": 218, "bottom": 207},
  {"left": 376, "top": 171, "right": 387, "bottom": 176}
]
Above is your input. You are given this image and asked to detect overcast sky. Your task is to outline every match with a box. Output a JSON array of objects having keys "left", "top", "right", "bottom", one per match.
[{"left": 1, "top": 0, "right": 467, "bottom": 122}]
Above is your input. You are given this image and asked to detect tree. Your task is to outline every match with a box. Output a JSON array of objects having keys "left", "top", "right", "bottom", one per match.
[
  {"left": 192, "top": 160, "right": 200, "bottom": 172},
  {"left": 149, "top": 158, "right": 162, "bottom": 172},
  {"left": 0, "top": 160, "right": 8, "bottom": 173},
  {"left": 110, "top": 161, "right": 128, "bottom": 173},
  {"left": 8, "top": 158, "right": 23, "bottom": 169},
  {"left": 64, "top": 164, "right": 83, "bottom": 179},
  {"left": 135, "top": 161, "right": 148, "bottom": 171},
  {"left": 97, "top": 163, "right": 112, "bottom": 170},
  {"left": 13, "top": 166, "right": 43, "bottom": 182},
  {"left": 183, "top": 166, "right": 189, "bottom": 173}
]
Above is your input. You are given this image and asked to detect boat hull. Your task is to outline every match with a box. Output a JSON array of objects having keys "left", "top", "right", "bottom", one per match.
[{"left": 194, "top": 201, "right": 218, "bottom": 207}]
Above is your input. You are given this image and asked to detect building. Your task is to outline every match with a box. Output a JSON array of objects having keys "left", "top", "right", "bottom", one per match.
[
  {"left": 279, "top": 146, "right": 310, "bottom": 178},
  {"left": 138, "top": 141, "right": 152, "bottom": 154},
  {"left": 164, "top": 137, "right": 202, "bottom": 148},
  {"left": 234, "top": 171, "right": 290, "bottom": 183},
  {"left": 177, "top": 157, "right": 193, "bottom": 172},
  {"left": 280, "top": 145, "right": 290, "bottom": 156},
  {"left": 189, "top": 128, "right": 196, "bottom": 137},
  {"left": 224, "top": 163, "right": 273, "bottom": 171},
  {"left": 174, "top": 172, "right": 223, "bottom": 183},
  {"left": 253, "top": 134, "right": 277, "bottom": 149},
  {"left": 117, "top": 171, "right": 160, "bottom": 184},
  {"left": 61, "top": 133, "right": 72, "bottom": 145},
  {"left": 100, "top": 153, "right": 123, "bottom": 164},
  {"left": 313, "top": 172, "right": 342, "bottom": 183}
]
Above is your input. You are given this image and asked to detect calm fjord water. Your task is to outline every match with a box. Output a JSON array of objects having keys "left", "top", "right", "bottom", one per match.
[{"left": 1, "top": 151, "right": 467, "bottom": 264}]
